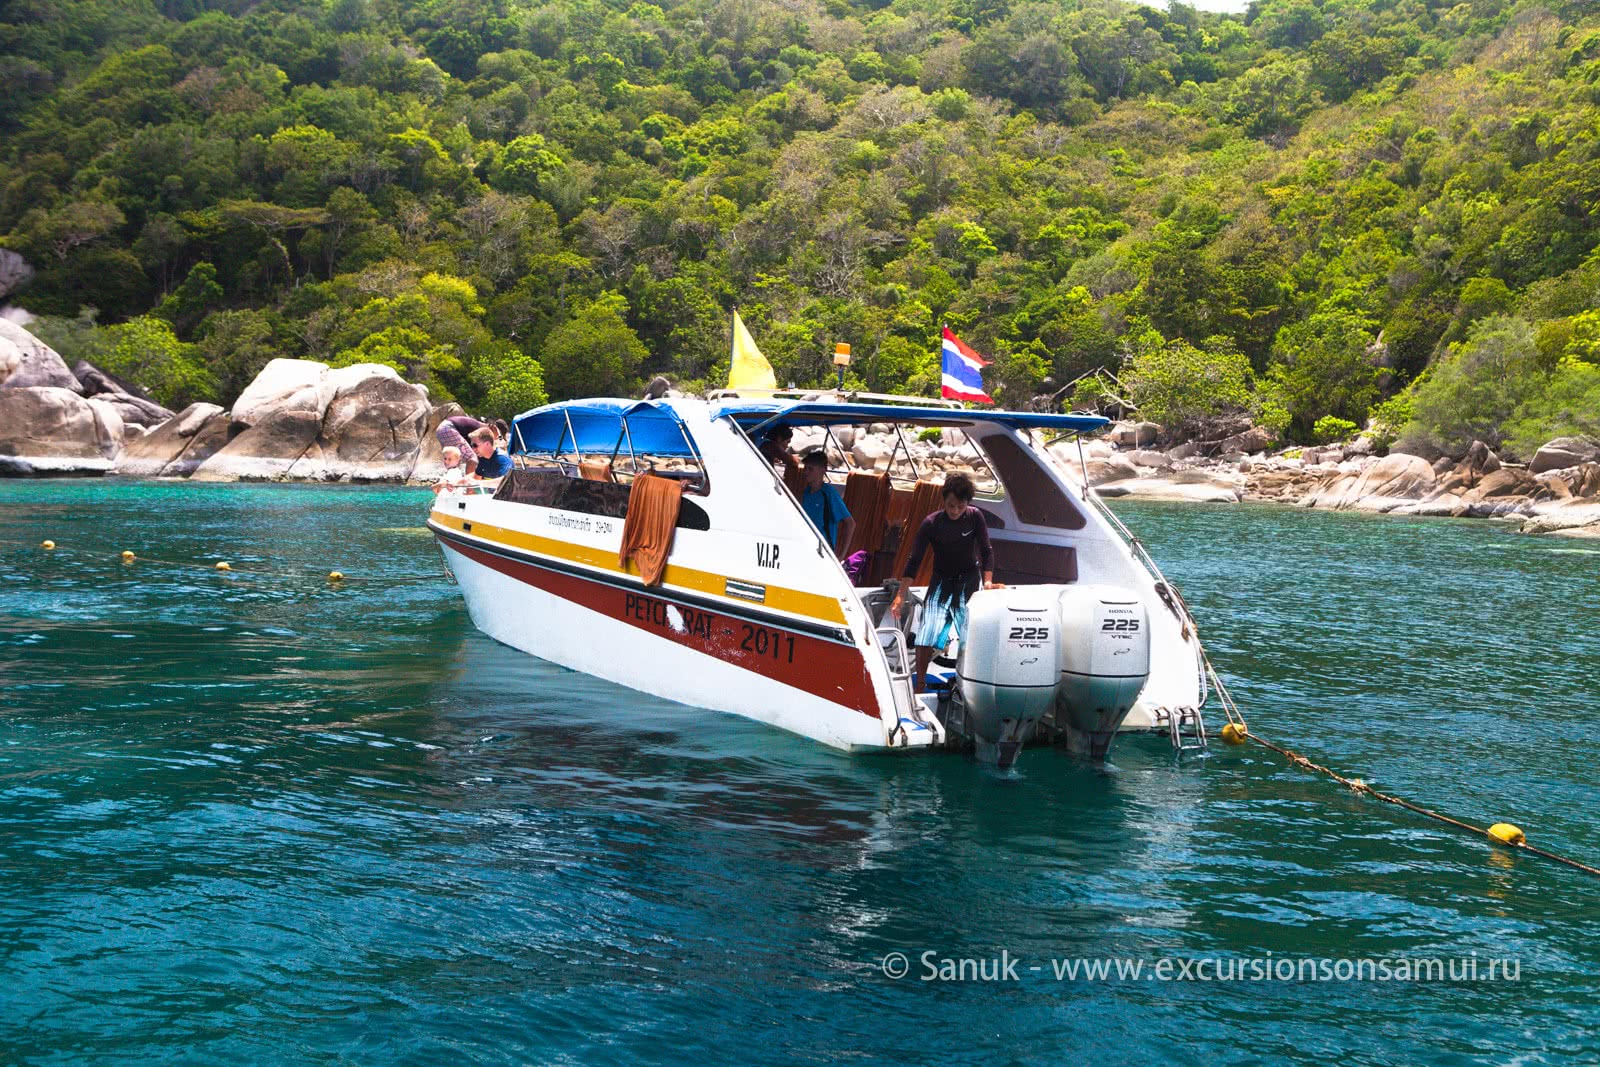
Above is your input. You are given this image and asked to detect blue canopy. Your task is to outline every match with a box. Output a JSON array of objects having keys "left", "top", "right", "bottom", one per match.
[
  {"left": 711, "top": 399, "right": 1109, "bottom": 435},
  {"left": 510, "top": 399, "right": 697, "bottom": 458}
]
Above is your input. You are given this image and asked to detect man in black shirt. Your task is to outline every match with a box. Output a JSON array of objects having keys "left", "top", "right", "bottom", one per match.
[{"left": 890, "top": 472, "right": 998, "bottom": 691}]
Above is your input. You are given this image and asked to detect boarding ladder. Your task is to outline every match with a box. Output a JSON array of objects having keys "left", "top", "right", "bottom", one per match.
[{"left": 873, "top": 592, "right": 945, "bottom": 747}]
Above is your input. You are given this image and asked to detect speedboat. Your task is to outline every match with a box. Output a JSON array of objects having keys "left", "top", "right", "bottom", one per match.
[{"left": 427, "top": 394, "right": 1209, "bottom": 768}]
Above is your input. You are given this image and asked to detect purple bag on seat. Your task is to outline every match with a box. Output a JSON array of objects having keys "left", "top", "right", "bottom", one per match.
[{"left": 844, "top": 550, "right": 870, "bottom": 585}]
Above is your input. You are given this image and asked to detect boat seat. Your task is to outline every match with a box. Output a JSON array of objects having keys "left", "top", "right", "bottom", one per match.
[{"left": 579, "top": 457, "right": 615, "bottom": 482}]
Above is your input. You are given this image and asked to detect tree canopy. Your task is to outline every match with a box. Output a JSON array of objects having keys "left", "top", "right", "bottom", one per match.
[{"left": 3, "top": 0, "right": 1600, "bottom": 452}]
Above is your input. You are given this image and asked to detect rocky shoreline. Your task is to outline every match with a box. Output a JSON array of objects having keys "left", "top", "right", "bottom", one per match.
[
  {"left": 3, "top": 320, "right": 1597, "bottom": 537},
  {"left": 1042, "top": 420, "right": 1600, "bottom": 538},
  {"left": 0, "top": 323, "right": 454, "bottom": 485}
]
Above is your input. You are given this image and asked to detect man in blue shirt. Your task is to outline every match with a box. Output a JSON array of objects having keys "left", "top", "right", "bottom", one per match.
[
  {"left": 799, "top": 450, "right": 855, "bottom": 560},
  {"left": 469, "top": 427, "right": 513, "bottom": 480}
]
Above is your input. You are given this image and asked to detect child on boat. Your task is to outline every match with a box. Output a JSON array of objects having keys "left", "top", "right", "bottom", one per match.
[{"left": 434, "top": 446, "right": 468, "bottom": 494}]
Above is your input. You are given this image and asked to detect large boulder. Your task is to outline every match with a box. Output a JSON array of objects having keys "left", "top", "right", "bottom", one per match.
[
  {"left": 1467, "top": 467, "right": 1540, "bottom": 501},
  {"left": 1572, "top": 463, "right": 1600, "bottom": 500},
  {"left": 1247, "top": 466, "right": 1319, "bottom": 502},
  {"left": 1084, "top": 455, "right": 1140, "bottom": 485},
  {"left": 851, "top": 433, "right": 892, "bottom": 471},
  {"left": 1351, "top": 453, "right": 1437, "bottom": 501},
  {"left": 0, "top": 319, "right": 81, "bottom": 392},
  {"left": 0, "top": 386, "right": 118, "bottom": 475},
  {"left": 71, "top": 360, "right": 151, "bottom": 402},
  {"left": 162, "top": 408, "right": 234, "bottom": 477},
  {"left": 112, "top": 402, "right": 228, "bottom": 477},
  {"left": 1048, "top": 437, "right": 1114, "bottom": 463},
  {"left": 1109, "top": 421, "right": 1159, "bottom": 448},
  {"left": 1097, "top": 476, "right": 1241, "bottom": 503},
  {"left": 1300, "top": 453, "right": 1436, "bottom": 512},
  {"left": 1522, "top": 467, "right": 1600, "bottom": 535},
  {"left": 288, "top": 364, "right": 431, "bottom": 482},
  {"left": 1529, "top": 437, "right": 1600, "bottom": 474},
  {"left": 1125, "top": 449, "right": 1173, "bottom": 470},
  {"left": 83, "top": 397, "right": 127, "bottom": 455},
  {"left": 67, "top": 359, "right": 174, "bottom": 430},
  {"left": 190, "top": 409, "right": 323, "bottom": 481},
  {"left": 229, "top": 357, "right": 334, "bottom": 428},
  {"left": 1432, "top": 440, "right": 1502, "bottom": 497},
  {"left": 1216, "top": 425, "right": 1273, "bottom": 455},
  {"left": 90, "top": 392, "right": 174, "bottom": 431}
]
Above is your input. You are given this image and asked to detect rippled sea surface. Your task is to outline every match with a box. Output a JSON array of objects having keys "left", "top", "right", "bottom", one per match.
[{"left": 2, "top": 481, "right": 1598, "bottom": 1065}]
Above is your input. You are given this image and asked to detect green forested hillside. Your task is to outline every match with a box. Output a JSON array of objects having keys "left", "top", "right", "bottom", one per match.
[{"left": 2, "top": 0, "right": 1598, "bottom": 453}]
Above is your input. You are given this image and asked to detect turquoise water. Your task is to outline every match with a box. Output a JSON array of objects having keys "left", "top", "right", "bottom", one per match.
[{"left": 2, "top": 481, "right": 1598, "bottom": 1064}]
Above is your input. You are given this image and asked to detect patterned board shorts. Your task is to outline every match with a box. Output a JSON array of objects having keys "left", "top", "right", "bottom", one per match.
[{"left": 914, "top": 583, "right": 972, "bottom": 651}]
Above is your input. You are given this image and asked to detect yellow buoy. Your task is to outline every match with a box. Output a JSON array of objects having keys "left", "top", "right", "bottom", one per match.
[
  {"left": 41, "top": 540, "right": 55, "bottom": 550},
  {"left": 1220, "top": 722, "right": 1248, "bottom": 745},
  {"left": 328, "top": 570, "right": 344, "bottom": 582},
  {"left": 121, "top": 550, "right": 136, "bottom": 564},
  {"left": 1488, "top": 823, "right": 1526, "bottom": 846},
  {"left": 215, "top": 561, "right": 232, "bottom": 572}
]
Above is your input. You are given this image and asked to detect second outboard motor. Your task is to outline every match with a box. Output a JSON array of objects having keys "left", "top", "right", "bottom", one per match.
[
  {"left": 956, "top": 588, "right": 1062, "bottom": 768},
  {"left": 1055, "top": 585, "right": 1151, "bottom": 759}
]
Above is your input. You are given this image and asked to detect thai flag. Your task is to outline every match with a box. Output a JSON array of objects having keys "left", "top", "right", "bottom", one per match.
[{"left": 940, "top": 327, "right": 993, "bottom": 404}]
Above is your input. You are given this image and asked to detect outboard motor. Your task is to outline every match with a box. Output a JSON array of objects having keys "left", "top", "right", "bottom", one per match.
[
  {"left": 1054, "top": 585, "right": 1151, "bottom": 759},
  {"left": 955, "top": 588, "right": 1062, "bottom": 768}
]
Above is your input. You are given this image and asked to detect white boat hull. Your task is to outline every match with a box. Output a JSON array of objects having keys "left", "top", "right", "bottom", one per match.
[
  {"left": 439, "top": 535, "right": 898, "bottom": 751},
  {"left": 430, "top": 395, "right": 1207, "bottom": 762}
]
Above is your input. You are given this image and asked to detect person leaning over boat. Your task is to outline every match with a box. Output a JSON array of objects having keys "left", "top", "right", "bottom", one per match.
[
  {"left": 799, "top": 449, "right": 856, "bottom": 561},
  {"left": 890, "top": 473, "right": 998, "bottom": 692},
  {"left": 468, "top": 427, "right": 513, "bottom": 482},
  {"left": 436, "top": 414, "right": 487, "bottom": 476}
]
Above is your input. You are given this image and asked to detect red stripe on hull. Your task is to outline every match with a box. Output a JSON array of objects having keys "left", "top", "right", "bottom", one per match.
[{"left": 443, "top": 536, "right": 883, "bottom": 718}]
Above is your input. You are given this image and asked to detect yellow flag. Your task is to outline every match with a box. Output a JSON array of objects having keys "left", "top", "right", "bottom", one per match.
[{"left": 727, "top": 310, "right": 777, "bottom": 391}]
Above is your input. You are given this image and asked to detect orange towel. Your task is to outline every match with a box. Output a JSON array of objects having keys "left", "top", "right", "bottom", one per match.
[
  {"left": 889, "top": 479, "right": 945, "bottom": 586},
  {"left": 619, "top": 472, "right": 682, "bottom": 587},
  {"left": 579, "top": 457, "right": 614, "bottom": 482},
  {"left": 842, "top": 470, "right": 891, "bottom": 555},
  {"left": 781, "top": 455, "right": 807, "bottom": 500}
]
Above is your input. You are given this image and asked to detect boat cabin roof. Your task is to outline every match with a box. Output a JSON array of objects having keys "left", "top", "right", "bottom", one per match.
[
  {"left": 709, "top": 398, "right": 1109, "bottom": 435},
  {"left": 511, "top": 398, "right": 697, "bottom": 457},
  {"left": 508, "top": 395, "right": 1109, "bottom": 462}
]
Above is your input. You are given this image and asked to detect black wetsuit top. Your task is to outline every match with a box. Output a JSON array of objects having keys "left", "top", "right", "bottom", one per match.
[{"left": 904, "top": 507, "right": 994, "bottom": 599}]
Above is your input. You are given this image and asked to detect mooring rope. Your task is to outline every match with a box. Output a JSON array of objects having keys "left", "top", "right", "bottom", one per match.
[{"left": 1203, "top": 652, "right": 1600, "bottom": 878}]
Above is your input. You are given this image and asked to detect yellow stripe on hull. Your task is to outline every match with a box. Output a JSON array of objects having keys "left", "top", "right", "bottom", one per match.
[{"left": 430, "top": 511, "right": 849, "bottom": 625}]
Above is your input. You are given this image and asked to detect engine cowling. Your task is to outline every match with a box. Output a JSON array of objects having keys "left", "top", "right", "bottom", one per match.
[
  {"left": 1054, "top": 585, "right": 1150, "bottom": 758},
  {"left": 956, "top": 587, "right": 1062, "bottom": 767}
]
